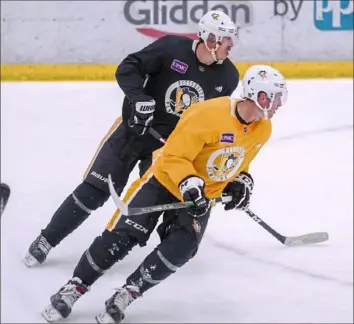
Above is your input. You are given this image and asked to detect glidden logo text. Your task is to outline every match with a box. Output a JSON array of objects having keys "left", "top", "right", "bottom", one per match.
[{"left": 124, "top": 0, "right": 253, "bottom": 39}]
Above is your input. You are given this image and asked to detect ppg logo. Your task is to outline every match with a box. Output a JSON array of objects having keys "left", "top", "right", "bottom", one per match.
[{"left": 314, "top": 0, "right": 353, "bottom": 31}]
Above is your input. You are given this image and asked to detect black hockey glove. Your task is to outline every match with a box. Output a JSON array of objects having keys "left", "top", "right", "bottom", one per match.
[
  {"left": 222, "top": 171, "right": 254, "bottom": 211},
  {"left": 179, "top": 176, "right": 211, "bottom": 218},
  {"left": 128, "top": 95, "right": 156, "bottom": 135}
]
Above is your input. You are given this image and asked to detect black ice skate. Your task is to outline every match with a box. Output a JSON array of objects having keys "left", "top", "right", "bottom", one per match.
[
  {"left": 23, "top": 234, "right": 52, "bottom": 267},
  {"left": 95, "top": 285, "right": 141, "bottom": 323},
  {"left": 41, "top": 277, "right": 89, "bottom": 322}
]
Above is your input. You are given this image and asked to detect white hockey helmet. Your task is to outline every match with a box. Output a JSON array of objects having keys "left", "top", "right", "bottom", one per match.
[
  {"left": 197, "top": 10, "right": 239, "bottom": 61},
  {"left": 241, "top": 65, "right": 288, "bottom": 120},
  {"left": 198, "top": 10, "right": 239, "bottom": 43}
]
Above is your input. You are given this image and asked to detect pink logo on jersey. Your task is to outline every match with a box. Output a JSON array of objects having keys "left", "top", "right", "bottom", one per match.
[
  {"left": 171, "top": 59, "right": 189, "bottom": 74},
  {"left": 220, "top": 133, "right": 234, "bottom": 143}
]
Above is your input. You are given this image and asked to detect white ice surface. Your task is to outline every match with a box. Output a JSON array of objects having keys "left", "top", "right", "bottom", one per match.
[{"left": 1, "top": 79, "right": 353, "bottom": 323}]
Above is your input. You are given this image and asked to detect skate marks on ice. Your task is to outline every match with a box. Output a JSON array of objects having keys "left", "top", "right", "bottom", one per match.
[
  {"left": 270, "top": 124, "right": 353, "bottom": 144},
  {"left": 208, "top": 236, "right": 353, "bottom": 288}
]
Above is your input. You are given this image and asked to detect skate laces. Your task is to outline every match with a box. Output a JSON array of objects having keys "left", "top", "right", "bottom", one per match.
[
  {"left": 37, "top": 235, "right": 52, "bottom": 255},
  {"left": 113, "top": 285, "right": 140, "bottom": 311},
  {"left": 60, "top": 278, "right": 88, "bottom": 308}
]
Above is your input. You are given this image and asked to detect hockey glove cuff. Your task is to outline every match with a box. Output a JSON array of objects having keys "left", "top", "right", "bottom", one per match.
[
  {"left": 179, "top": 176, "right": 211, "bottom": 218},
  {"left": 128, "top": 95, "right": 156, "bottom": 135},
  {"left": 222, "top": 171, "right": 254, "bottom": 211}
]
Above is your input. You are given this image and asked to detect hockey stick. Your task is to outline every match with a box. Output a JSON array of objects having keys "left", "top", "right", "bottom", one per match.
[
  {"left": 108, "top": 175, "right": 328, "bottom": 246},
  {"left": 0, "top": 183, "right": 11, "bottom": 217},
  {"left": 243, "top": 208, "right": 329, "bottom": 246},
  {"left": 149, "top": 127, "right": 166, "bottom": 144},
  {"left": 125, "top": 129, "right": 329, "bottom": 246},
  {"left": 108, "top": 174, "right": 232, "bottom": 216}
]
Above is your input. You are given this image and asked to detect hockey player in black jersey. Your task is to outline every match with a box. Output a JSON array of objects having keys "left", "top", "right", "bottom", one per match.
[{"left": 24, "top": 10, "right": 240, "bottom": 267}]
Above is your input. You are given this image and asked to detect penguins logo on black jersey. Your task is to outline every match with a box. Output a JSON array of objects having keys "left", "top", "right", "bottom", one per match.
[{"left": 165, "top": 80, "right": 205, "bottom": 117}]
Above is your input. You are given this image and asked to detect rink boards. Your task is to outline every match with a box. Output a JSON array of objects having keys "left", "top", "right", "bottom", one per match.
[{"left": 1, "top": 61, "right": 353, "bottom": 81}]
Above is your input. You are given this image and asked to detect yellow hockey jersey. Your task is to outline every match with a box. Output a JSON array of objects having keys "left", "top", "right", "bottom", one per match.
[{"left": 152, "top": 96, "right": 272, "bottom": 200}]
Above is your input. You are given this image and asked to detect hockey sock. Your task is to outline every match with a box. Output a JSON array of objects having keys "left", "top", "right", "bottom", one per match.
[
  {"left": 73, "top": 230, "right": 137, "bottom": 286},
  {"left": 41, "top": 182, "right": 109, "bottom": 247},
  {"left": 126, "top": 248, "right": 177, "bottom": 294}
]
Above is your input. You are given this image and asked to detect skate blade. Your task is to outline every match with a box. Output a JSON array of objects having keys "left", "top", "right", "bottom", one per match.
[
  {"left": 22, "top": 252, "right": 40, "bottom": 268},
  {"left": 41, "top": 303, "right": 64, "bottom": 323},
  {"left": 95, "top": 310, "right": 116, "bottom": 324}
]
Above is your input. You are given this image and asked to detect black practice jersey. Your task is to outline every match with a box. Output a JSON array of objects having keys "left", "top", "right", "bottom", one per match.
[{"left": 116, "top": 35, "right": 239, "bottom": 141}]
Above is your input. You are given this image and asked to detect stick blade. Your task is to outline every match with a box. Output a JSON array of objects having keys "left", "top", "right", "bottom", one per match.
[
  {"left": 284, "top": 232, "right": 329, "bottom": 246},
  {"left": 108, "top": 174, "right": 128, "bottom": 215},
  {"left": 0, "top": 183, "right": 11, "bottom": 217}
]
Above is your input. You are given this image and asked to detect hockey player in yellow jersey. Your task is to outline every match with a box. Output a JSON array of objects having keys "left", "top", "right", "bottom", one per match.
[
  {"left": 151, "top": 94, "right": 272, "bottom": 201},
  {"left": 41, "top": 65, "right": 288, "bottom": 324}
]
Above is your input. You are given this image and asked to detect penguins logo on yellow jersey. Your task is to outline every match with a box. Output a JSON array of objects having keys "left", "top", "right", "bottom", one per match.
[
  {"left": 206, "top": 147, "right": 245, "bottom": 181},
  {"left": 165, "top": 80, "right": 205, "bottom": 117}
]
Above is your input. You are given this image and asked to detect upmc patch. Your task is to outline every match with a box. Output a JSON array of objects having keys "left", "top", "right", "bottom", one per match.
[
  {"left": 171, "top": 59, "right": 188, "bottom": 74},
  {"left": 220, "top": 133, "right": 234, "bottom": 143}
]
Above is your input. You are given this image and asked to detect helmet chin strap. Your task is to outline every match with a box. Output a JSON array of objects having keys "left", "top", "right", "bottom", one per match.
[
  {"left": 255, "top": 102, "right": 270, "bottom": 120},
  {"left": 263, "top": 110, "right": 269, "bottom": 120},
  {"left": 204, "top": 42, "right": 220, "bottom": 62}
]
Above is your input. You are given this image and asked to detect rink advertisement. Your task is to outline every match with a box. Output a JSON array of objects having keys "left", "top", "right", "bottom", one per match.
[
  {"left": 1, "top": 0, "right": 353, "bottom": 80},
  {"left": 123, "top": 0, "right": 253, "bottom": 39}
]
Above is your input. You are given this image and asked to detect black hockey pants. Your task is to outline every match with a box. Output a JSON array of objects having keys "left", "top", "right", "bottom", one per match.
[
  {"left": 41, "top": 117, "right": 162, "bottom": 247},
  {"left": 73, "top": 176, "right": 211, "bottom": 294}
]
